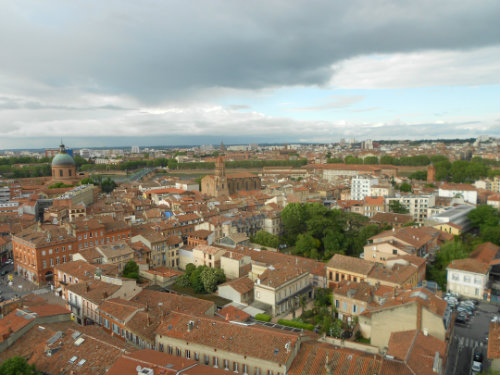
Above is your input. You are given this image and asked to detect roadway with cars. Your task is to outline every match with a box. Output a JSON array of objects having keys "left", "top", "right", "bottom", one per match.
[{"left": 445, "top": 298, "right": 497, "bottom": 375}]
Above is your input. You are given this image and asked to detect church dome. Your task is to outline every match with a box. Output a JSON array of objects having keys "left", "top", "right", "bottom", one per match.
[{"left": 51, "top": 144, "right": 75, "bottom": 166}]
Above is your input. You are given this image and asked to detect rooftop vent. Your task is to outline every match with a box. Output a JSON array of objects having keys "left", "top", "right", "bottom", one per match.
[
  {"left": 68, "top": 356, "right": 78, "bottom": 364},
  {"left": 74, "top": 337, "right": 85, "bottom": 346},
  {"left": 136, "top": 366, "right": 154, "bottom": 375},
  {"left": 71, "top": 331, "right": 81, "bottom": 340},
  {"left": 47, "top": 331, "right": 63, "bottom": 345},
  {"left": 77, "top": 359, "right": 86, "bottom": 366}
]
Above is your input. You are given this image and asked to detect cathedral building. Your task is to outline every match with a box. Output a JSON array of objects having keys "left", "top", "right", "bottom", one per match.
[
  {"left": 51, "top": 143, "right": 78, "bottom": 184},
  {"left": 201, "top": 156, "right": 261, "bottom": 197}
]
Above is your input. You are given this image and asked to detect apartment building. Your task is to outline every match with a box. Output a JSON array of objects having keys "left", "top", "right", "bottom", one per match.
[
  {"left": 12, "top": 225, "right": 77, "bottom": 285},
  {"left": 155, "top": 312, "right": 302, "bottom": 375},
  {"left": 254, "top": 263, "right": 311, "bottom": 316},
  {"left": 385, "top": 194, "right": 436, "bottom": 222},
  {"left": 351, "top": 176, "right": 379, "bottom": 200}
]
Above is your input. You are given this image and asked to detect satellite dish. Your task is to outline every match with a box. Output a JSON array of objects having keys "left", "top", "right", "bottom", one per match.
[{"left": 136, "top": 366, "right": 142, "bottom": 372}]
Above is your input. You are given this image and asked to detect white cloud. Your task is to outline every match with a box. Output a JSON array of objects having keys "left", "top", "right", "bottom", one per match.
[{"left": 330, "top": 47, "right": 500, "bottom": 89}]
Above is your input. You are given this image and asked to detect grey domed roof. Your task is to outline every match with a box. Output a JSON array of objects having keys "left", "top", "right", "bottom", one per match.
[{"left": 51, "top": 144, "right": 75, "bottom": 166}]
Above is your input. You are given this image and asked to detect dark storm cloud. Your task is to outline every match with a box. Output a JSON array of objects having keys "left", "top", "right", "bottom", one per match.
[{"left": 0, "top": 0, "right": 498, "bottom": 103}]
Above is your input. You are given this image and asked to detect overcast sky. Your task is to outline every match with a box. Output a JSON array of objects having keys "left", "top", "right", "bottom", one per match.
[{"left": 0, "top": 0, "right": 499, "bottom": 149}]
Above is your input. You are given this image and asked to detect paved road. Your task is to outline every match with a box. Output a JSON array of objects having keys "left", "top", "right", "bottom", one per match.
[
  {"left": 445, "top": 301, "right": 497, "bottom": 375},
  {"left": 0, "top": 263, "right": 49, "bottom": 302}
]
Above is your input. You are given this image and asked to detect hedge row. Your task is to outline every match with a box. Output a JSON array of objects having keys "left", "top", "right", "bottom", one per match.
[
  {"left": 277, "top": 319, "right": 314, "bottom": 331},
  {"left": 254, "top": 313, "right": 272, "bottom": 322}
]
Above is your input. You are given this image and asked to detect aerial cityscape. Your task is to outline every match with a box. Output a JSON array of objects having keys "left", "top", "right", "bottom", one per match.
[{"left": 0, "top": 1, "right": 499, "bottom": 375}]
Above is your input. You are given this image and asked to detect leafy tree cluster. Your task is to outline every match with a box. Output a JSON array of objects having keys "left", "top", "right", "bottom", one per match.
[
  {"left": 122, "top": 260, "right": 139, "bottom": 279},
  {"left": 0, "top": 356, "right": 40, "bottom": 375},
  {"left": 397, "top": 182, "right": 412, "bottom": 192},
  {"left": 250, "top": 230, "right": 280, "bottom": 248},
  {"left": 48, "top": 182, "right": 74, "bottom": 189},
  {"left": 80, "top": 175, "right": 117, "bottom": 193},
  {"left": 0, "top": 155, "right": 51, "bottom": 165},
  {"left": 175, "top": 263, "right": 226, "bottom": 293},
  {"left": 281, "top": 203, "right": 381, "bottom": 259},
  {"left": 388, "top": 201, "right": 410, "bottom": 214},
  {"left": 0, "top": 163, "right": 51, "bottom": 178},
  {"left": 467, "top": 205, "right": 500, "bottom": 245},
  {"left": 409, "top": 170, "right": 427, "bottom": 181},
  {"left": 427, "top": 241, "right": 473, "bottom": 289}
]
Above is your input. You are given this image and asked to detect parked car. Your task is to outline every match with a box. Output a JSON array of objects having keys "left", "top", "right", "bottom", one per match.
[
  {"left": 455, "top": 316, "right": 467, "bottom": 325},
  {"left": 471, "top": 360, "right": 483, "bottom": 374}
]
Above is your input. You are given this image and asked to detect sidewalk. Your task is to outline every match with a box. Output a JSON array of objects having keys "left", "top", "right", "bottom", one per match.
[{"left": 6, "top": 274, "right": 45, "bottom": 295}]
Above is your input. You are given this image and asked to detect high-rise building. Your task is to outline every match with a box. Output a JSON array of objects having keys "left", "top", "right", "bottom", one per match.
[
  {"left": 131, "top": 145, "right": 140, "bottom": 153},
  {"left": 351, "top": 176, "right": 379, "bottom": 200}
]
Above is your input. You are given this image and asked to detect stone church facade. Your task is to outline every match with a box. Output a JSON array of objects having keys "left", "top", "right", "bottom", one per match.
[{"left": 202, "top": 156, "right": 261, "bottom": 197}]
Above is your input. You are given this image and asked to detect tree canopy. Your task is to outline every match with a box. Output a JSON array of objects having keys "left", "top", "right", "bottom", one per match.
[
  {"left": 281, "top": 203, "right": 381, "bottom": 260},
  {"left": 0, "top": 356, "right": 39, "bottom": 375}
]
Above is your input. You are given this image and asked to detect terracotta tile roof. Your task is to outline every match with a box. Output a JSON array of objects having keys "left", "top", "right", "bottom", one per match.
[
  {"left": 132, "top": 289, "right": 215, "bottom": 317},
  {"left": 371, "top": 212, "right": 413, "bottom": 225},
  {"left": 288, "top": 341, "right": 383, "bottom": 375},
  {"left": 447, "top": 258, "right": 490, "bottom": 274},
  {"left": 217, "top": 305, "right": 251, "bottom": 322},
  {"left": 387, "top": 330, "right": 447, "bottom": 375},
  {"left": 193, "top": 244, "right": 226, "bottom": 255},
  {"left": 440, "top": 183, "right": 477, "bottom": 191},
  {"left": 226, "top": 171, "right": 259, "bottom": 179},
  {"left": 470, "top": 242, "right": 500, "bottom": 265},
  {"left": 54, "top": 260, "right": 99, "bottom": 280},
  {"left": 67, "top": 279, "right": 121, "bottom": 305},
  {"left": 258, "top": 263, "right": 308, "bottom": 288},
  {"left": 156, "top": 312, "right": 300, "bottom": 365},
  {"left": 488, "top": 321, "right": 500, "bottom": 359},
  {"left": 145, "top": 267, "right": 183, "bottom": 277},
  {"left": 219, "top": 276, "right": 254, "bottom": 294},
  {"left": 222, "top": 251, "right": 245, "bottom": 260},
  {"left": 364, "top": 196, "right": 384, "bottom": 206},
  {"left": 106, "top": 349, "right": 233, "bottom": 375},
  {"left": 99, "top": 298, "right": 145, "bottom": 322},
  {"left": 0, "top": 321, "right": 134, "bottom": 375},
  {"left": 326, "top": 254, "right": 374, "bottom": 276},
  {"left": 368, "top": 263, "right": 417, "bottom": 287},
  {"left": 362, "top": 287, "right": 447, "bottom": 318},
  {"left": 334, "top": 281, "right": 374, "bottom": 303}
]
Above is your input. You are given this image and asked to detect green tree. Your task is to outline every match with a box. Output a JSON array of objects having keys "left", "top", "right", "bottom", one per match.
[
  {"left": 185, "top": 263, "right": 196, "bottom": 276},
  {"left": 190, "top": 266, "right": 206, "bottom": 293},
  {"left": 100, "top": 177, "right": 117, "bottom": 193},
  {"left": 344, "top": 155, "right": 363, "bottom": 164},
  {"left": 481, "top": 225, "right": 500, "bottom": 246},
  {"left": 389, "top": 200, "right": 409, "bottom": 214},
  {"left": 398, "top": 182, "right": 412, "bottom": 192},
  {"left": 363, "top": 156, "right": 378, "bottom": 164},
  {"left": 409, "top": 170, "right": 427, "bottom": 181},
  {"left": 0, "top": 356, "right": 39, "bottom": 375},
  {"left": 281, "top": 203, "right": 307, "bottom": 244},
  {"left": 251, "top": 230, "right": 280, "bottom": 248},
  {"left": 327, "top": 157, "right": 344, "bottom": 164},
  {"left": 468, "top": 205, "right": 500, "bottom": 228},
  {"left": 200, "top": 267, "right": 219, "bottom": 293},
  {"left": 122, "top": 260, "right": 139, "bottom": 279},
  {"left": 294, "top": 233, "right": 320, "bottom": 257}
]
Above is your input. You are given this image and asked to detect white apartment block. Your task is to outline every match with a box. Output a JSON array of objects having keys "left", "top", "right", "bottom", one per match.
[
  {"left": 385, "top": 195, "right": 436, "bottom": 223},
  {"left": 351, "top": 176, "right": 379, "bottom": 201}
]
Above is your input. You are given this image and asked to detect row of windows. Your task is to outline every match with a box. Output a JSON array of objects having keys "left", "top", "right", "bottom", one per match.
[
  {"left": 450, "top": 273, "right": 482, "bottom": 285},
  {"left": 335, "top": 299, "right": 365, "bottom": 314},
  {"left": 160, "top": 344, "right": 279, "bottom": 375},
  {"left": 42, "top": 246, "right": 71, "bottom": 256}
]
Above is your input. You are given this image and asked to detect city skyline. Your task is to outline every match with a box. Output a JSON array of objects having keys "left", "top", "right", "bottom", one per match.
[{"left": 0, "top": 1, "right": 499, "bottom": 149}]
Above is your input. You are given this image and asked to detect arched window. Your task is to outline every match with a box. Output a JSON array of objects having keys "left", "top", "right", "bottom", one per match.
[{"left": 59, "top": 169, "right": 63, "bottom": 177}]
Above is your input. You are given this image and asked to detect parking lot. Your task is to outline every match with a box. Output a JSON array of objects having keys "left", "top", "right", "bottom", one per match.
[{"left": 445, "top": 300, "right": 497, "bottom": 375}]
